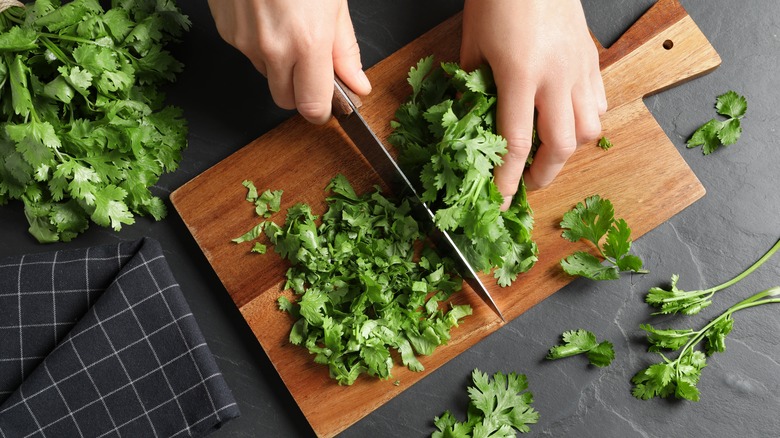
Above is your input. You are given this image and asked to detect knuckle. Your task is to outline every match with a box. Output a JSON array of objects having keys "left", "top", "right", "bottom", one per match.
[
  {"left": 578, "top": 120, "right": 603, "bottom": 143},
  {"left": 296, "top": 101, "right": 331, "bottom": 124}
]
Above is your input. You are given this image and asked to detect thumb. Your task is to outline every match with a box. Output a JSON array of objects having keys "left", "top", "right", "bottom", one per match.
[{"left": 332, "top": 1, "right": 371, "bottom": 95}]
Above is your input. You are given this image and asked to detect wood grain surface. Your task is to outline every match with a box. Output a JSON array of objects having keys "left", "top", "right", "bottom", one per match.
[{"left": 170, "top": 1, "right": 720, "bottom": 436}]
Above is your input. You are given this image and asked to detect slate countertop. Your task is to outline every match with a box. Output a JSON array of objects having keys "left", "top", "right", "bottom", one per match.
[{"left": 1, "top": 1, "right": 778, "bottom": 436}]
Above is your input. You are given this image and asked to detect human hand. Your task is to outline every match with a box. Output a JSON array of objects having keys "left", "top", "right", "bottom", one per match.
[
  {"left": 460, "top": 0, "right": 607, "bottom": 209},
  {"left": 207, "top": 0, "right": 372, "bottom": 124}
]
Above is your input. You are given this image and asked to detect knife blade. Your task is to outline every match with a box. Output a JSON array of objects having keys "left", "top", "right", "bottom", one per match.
[{"left": 331, "top": 78, "right": 505, "bottom": 322}]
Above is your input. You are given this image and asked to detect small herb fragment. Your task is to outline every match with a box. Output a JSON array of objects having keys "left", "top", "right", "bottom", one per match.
[
  {"left": 265, "top": 175, "right": 471, "bottom": 385},
  {"left": 389, "top": 56, "right": 538, "bottom": 287},
  {"left": 598, "top": 136, "right": 613, "bottom": 150},
  {"left": 546, "top": 329, "right": 615, "bottom": 367},
  {"left": 646, "top": 238, "right": 780, "bottom": 315},
  {"left": 231, "top": 180, "right": 283, "bottom": 246},
  {"left": 687, "top": 91, "right": 747, "bottom": 154},
  {"left": 432, "top": 369, "right": 539, "bottom": 437},
  {"left": 0, "top": 0, "right": 191, "bottom": 243},
  {"left": 560, "top": 195, "right": 647, "bottom": 280},
  {"left": 633, "top": 286, "right": 780, "bottom": 401}
]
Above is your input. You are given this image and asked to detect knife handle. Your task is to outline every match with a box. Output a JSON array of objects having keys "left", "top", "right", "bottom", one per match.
[{"left": 332, "top": 77, "right": 363, "bottom": 117}]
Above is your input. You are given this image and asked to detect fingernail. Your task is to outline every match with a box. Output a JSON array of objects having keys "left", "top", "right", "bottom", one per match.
[{"left": 357, "top": 69, "right": 371, "bottom": 93}]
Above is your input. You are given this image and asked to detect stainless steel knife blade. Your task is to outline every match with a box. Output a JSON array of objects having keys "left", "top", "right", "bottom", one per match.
[{"left": 332, "top": 78, "right": 505, "bottom": 322}]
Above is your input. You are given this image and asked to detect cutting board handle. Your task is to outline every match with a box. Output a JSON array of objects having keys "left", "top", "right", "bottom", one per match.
[{"left": 597, "top": 0, "right": 721, "bottom": 108}]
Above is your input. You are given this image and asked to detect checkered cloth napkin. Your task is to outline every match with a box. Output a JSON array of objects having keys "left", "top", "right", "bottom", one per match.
[{"left": 0, "top": 238, "right": 239, "bottom": 437}]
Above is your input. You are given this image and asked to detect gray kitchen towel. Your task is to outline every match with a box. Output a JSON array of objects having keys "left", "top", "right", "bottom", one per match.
[{"left": 0, "top": 238, "right": 239, "bottom": 437}]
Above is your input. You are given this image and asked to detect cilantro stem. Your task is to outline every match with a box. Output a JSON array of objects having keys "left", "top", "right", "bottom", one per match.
[
  {"left": 672, "top": 286, "right": 780, "bottom": 379},
  {"left": 39, "top": 36, "right": 71, "bottom": 66},
  {"left": 659, "top": 238, "right": 780, "bottom": 305}
]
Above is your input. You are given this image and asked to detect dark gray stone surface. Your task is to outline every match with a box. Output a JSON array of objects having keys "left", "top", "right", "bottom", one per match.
[{"left": 1, "top": 1, "right": 778, "bottom": 437}]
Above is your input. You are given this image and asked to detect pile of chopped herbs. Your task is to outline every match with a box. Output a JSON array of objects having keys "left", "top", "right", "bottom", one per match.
[
  {"left": 388, "top": 56, "right": 538, "bottom": 287},
  {"left": 239, "top": 175, "right": 472, "bottom": 385},
  {"left": 0, "top": 0, "right": 190, "bottom": 242}
]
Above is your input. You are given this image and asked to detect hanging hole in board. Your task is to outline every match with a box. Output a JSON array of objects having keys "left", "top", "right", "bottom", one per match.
[{"left": 663, "top": 39, "right": 674, "bottom": 50}]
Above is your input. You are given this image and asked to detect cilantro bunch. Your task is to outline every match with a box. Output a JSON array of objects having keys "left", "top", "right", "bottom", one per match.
[
  {"left": 389, "top": 56, "right": 538, "bottom": 287},
  {"left": 0, "top": 0, "right": 190, "bottom": 242},
  {"left": 633, "top": 286, "right": 780, "bottom": 401},
  {"left": 432, "top": 369, "right": 539, "bottom": 437},
  {"left": 265, "top": 175, "right": 472, "bottom": 385}
]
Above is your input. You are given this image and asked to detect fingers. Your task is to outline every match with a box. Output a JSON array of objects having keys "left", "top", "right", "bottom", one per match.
[
  {"left": 333, "top": 3, "right": 371, "bottom": 96},
  {"left": 524, "top": 85, "right": 577, "bottom": 192},
  {"left": 493, "top": 71, "right": 536, "bottom": 210},
  {"left": 292, "top": 44, "right": 334, "bottom": 124}
]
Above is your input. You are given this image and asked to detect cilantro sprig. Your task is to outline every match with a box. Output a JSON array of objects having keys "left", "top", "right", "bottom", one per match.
[
  {"left": 687, "top": 91, "right": 747, "bottom": 154},
  {"left": 633, "top": 286, "right": 780, "bottom": 401},
  {"left": 0, "top": 0, "right": 190, "bottom": 242},
  {"left": 432, "top": 369, "right": 539, "bottom": 437},
  {"left": 389, "top": 56, "right": 538, "bottom": 287},
  {"left": 560, "top": 195, "right": 647, "bottom": 280},
  {"left": 546, "top": 329, "right": 615, "bottom": 367},
  {"left": 259, "top": 175, "right": 471, "bottom": 385},
  {"left": 646, "top": 239, "right": 780, "bottom": 315}
]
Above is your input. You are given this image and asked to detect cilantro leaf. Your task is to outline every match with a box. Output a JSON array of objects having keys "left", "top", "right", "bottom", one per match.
[
  {"left": 433, "top": 369, "right": 539, "bottom": 437},
  {"left": 597, "top": 136, "right": 613, "bottom": 150},
  {"left": 546, "top": 329, "right": 615, "bottom": 367},
  {"left": 687, "top": 91, "right": 747, "bottom": 154},
  {"left": 559, "top": 195, "right": 646, "bottom": 280}
]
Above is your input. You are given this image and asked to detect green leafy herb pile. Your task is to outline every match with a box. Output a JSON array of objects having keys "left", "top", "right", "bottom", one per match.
[
  {"left": 0, "top": 0, "right": 190, "bottom": 242},
  {"left": 244, "top": 175, "right": 472, "bottom": 385},
  {"left": 560, "top": 195, "right": 647, "bottom": 280},
  {"left": 633, "top": 286, "right": 780, "bottom": 401},
  {"left": 687, "top": 91, "right": 747, "bottom": 155},
  {"left": 546, "top": 329, "right": 615, "bottom": 367},
  {"left": 388, "top": 56, "right": 538, "bottom": 287},
  {"left": 646, "top": 238, "right": 779, "bottom": 315},
  {"left": 432, "top": 369, "right": 539, "bottom": 437}
]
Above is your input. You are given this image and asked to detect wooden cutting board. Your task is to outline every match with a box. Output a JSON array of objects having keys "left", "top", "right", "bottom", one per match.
[{"left": 171, "top": 0, "right": 719, "bottom": 436}]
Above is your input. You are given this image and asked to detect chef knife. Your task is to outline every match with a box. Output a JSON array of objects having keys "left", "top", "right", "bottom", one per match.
[{"left": 331, "top": 78, "right": 505, "bottom": 322}]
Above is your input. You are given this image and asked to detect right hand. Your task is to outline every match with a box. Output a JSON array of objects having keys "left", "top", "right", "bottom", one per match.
[{"left": 207, "top": 0, "right": 372, "bottom": 124}]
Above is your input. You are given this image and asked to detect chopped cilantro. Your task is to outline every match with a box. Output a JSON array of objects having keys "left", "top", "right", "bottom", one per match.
[
  {"left": 432, "top": 369, "right": 539, "bottom": 437},
  {"left": 389, "top": 56, "right": 538, "bottom": 287},
  {"left": 254, "top": 175, "right": 472, "bottom": 385},
  {"left": 598, "top": 136, "right": 613, "bottom": 150},
  {"left": 687, "top": 91, "right": 747, "bottom": 154},
  {"left": 560, "top": 195, "right": 647, "bottom": 280},
  {"left": 546, "top": 329, "right": 615, "bottom": 367},
  {"left": 0, "top": 0, "right": 190, "bottom": 242}
]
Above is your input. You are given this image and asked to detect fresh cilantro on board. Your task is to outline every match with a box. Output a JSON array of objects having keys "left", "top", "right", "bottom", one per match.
[
  {"left": 254, "top": 175, "right": 472, "bottom": 385},
  {"left": 0, "top": 0, "right": 190, "bottom": 243},
  {"left": 546, "top": 329, "right": 615, "bottom": 367},
  {"left": 633, "top": 286, "right": 780, "bottom": 401},
  {"left": 559, "top": 195, "right": 647, "bottom": 280},
  {"left": 687, "top": 91, "right": 747, "bottom": 155},
  {"left": 389, "top": 56, "right": 538, "bottom": 287},
  {"left": 646, "top": 239, "right": 780, "bottom": 315},
  {"left": 432, "top": 369, "right": 539, "bottom": 437},
  {"left": 597, "top": 136, "right": 613, "bottom": 150}
]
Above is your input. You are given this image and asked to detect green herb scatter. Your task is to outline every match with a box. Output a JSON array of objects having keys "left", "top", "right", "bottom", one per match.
[
  {"left": 432, "top": 369, "right": 539, "bottom": 437},
  {"left": 687, "top": 91, "right": 747, "bottom": 155},
  {"left": 0, "top": 0, "right": 190, "bottom": 243},
  {"left": 646, "top": 238, "right": 780, "bottom": 315},
  {"left": 388, "top": 56, "right": 538, "bottom": 287},
  {"left": 546, "top": 329, "right": 615, "bottom": 367},
  {"left": 633, "top": 286, "right": 780, "bottom": 401},
  {"left": 265, "top": 175, "right": 472, "bottom": 385},
  {"left": 598, "top": 136, "right": 613, "bottom": 150},
  {"left": 560, "top": 195, "right": 647, "bottom": 280}
]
